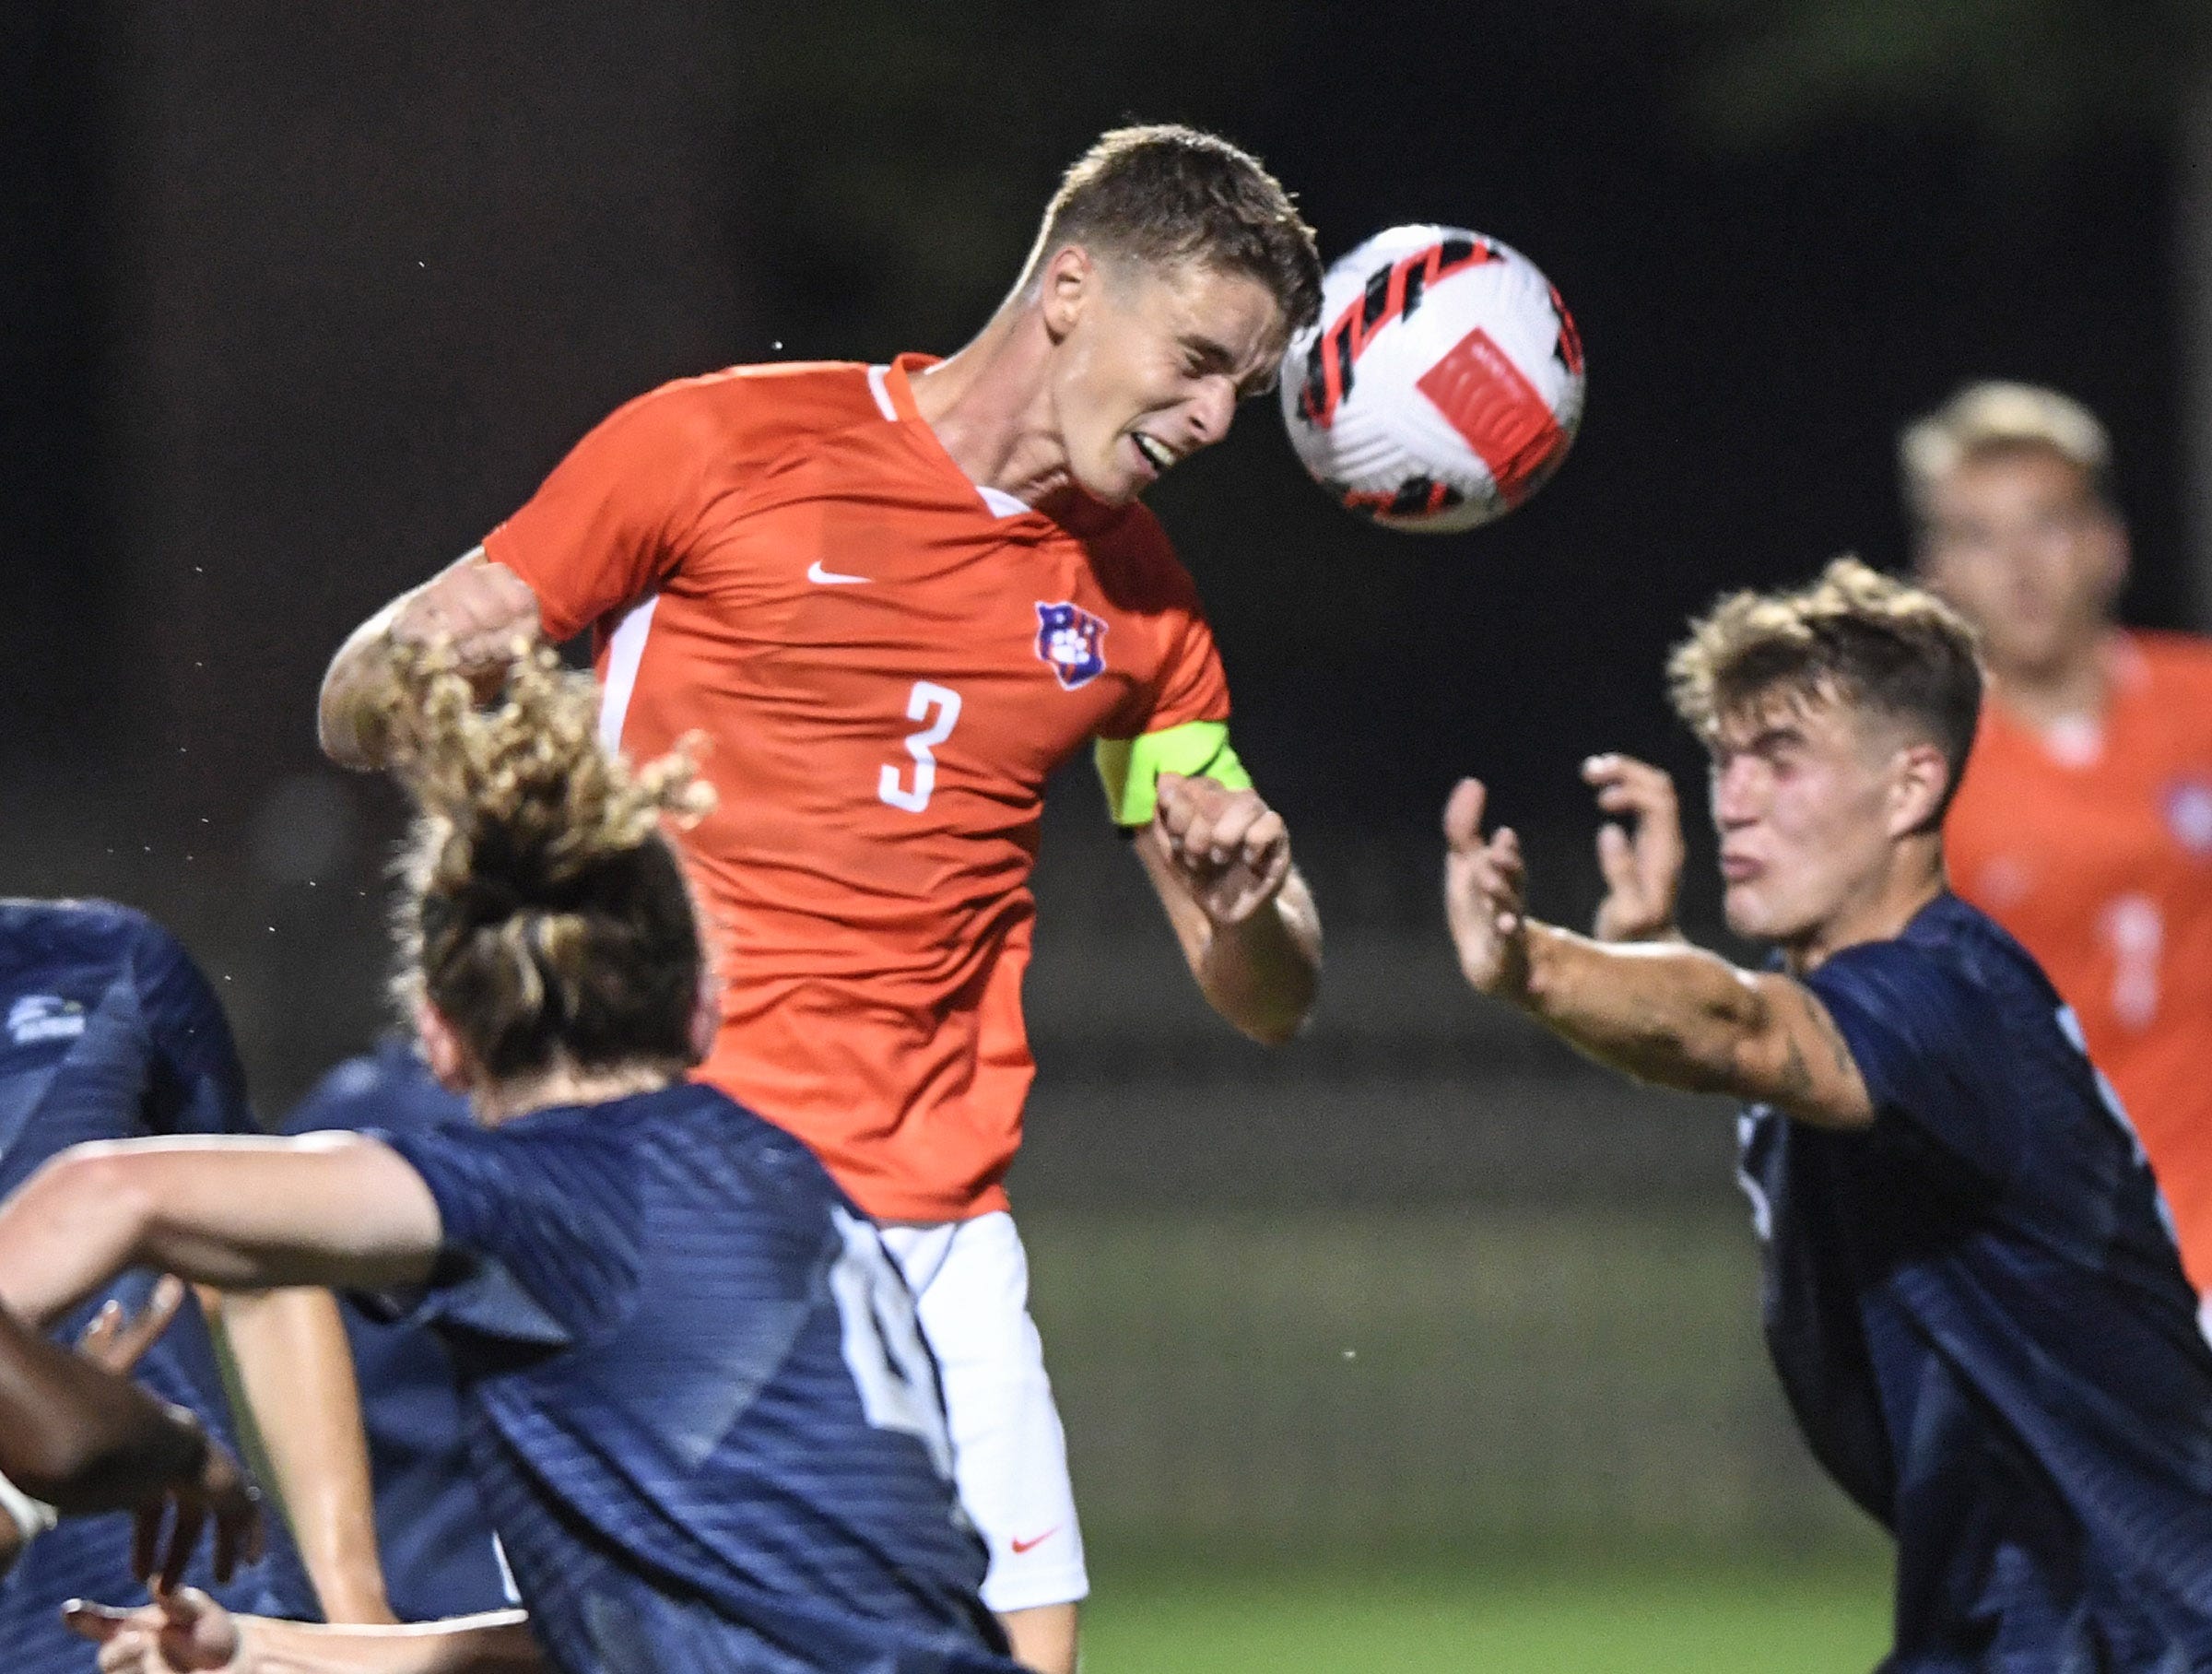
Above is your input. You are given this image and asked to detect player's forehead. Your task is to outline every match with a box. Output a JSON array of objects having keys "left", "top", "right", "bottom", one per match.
[
  {"left": 1925, "top": 442, "right": 2100, "bottom": 519},
  {"left": 1706, "top": 679, "right": 1865, "bottom": 759}
]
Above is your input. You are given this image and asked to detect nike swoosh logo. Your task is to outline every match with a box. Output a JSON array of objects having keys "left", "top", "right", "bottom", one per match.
[
  {"left": 807, "top": 561, "right": 870, "bottom": 585},
  {"left": 1010, "top": 1527, "right": 1060, "bottom": 1555}
]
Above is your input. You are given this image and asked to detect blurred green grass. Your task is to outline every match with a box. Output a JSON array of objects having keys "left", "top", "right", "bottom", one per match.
[{"left": 1082, "top": 1558, "right": 1890, "bottom": 1673}]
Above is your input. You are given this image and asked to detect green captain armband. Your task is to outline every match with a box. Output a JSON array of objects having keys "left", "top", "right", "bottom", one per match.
[{"left": 1094, "top": 721, "right": 1252, "bottom": 828}]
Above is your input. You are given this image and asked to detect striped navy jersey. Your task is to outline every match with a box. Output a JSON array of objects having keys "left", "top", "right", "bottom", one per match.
[
  {"left": 283, "top": 1039, "right": 510, "bottom": 1622},
  {"left": 1740, "top": 892, "right": 2212, "bottom": 1670},
  {"left": 372, "top": 1080, "right": 1023, "bottom": 1674},
  {"left": 0, "top": 900, "right": 318, "bottom": 1669}
]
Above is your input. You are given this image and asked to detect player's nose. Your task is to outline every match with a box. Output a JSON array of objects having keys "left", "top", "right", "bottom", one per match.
[
  {"left": 1187, "top": 378, "right": 1237, "bottom": 448},
  {"left": 1711, "top": 759, "right": 1762, "bottom": 825}
]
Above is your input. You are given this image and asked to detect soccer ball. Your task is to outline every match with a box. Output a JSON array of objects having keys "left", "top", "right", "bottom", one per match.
[{"left": 1280, "top": 225, "right": 1584, "bottom": 535}]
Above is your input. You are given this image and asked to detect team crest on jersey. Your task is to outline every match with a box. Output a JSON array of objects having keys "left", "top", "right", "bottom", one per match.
[
  {"left": 1034, "top": 602, "right": 1108, "bottom": 690},
  {"left": 2165, "top": 776, "right": 2212, "bottom": 855},
  {"left": 7, "top": 996, "right": 85, "bottom": 1046}
]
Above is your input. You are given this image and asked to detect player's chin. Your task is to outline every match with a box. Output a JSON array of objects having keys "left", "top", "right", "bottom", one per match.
[
  {"left": 1722, "top": 884, "right": 1779, "bottom": 942},
  {"left": 1082, "top": 436, "right": 1159, "bottom": 505}
]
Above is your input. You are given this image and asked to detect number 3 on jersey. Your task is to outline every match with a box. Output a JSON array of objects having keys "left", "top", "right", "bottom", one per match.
[{"left": 878, "top": 681, "right": 962, "bottom": 813}]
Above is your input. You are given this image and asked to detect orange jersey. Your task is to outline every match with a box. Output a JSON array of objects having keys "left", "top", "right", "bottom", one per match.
[
  {"left": 1945, "top": 631, "right": 2212, "bottom": 1291},
  {"left": 483, "top": 355, "right": 1230, "bottom": 1220}
]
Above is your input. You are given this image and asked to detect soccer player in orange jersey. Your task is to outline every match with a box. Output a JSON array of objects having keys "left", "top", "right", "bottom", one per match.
[
  {"left": 1907, "top": 382, "right": 2212, "bottom": 1304},
  {"left": 315, "top": 125, "right": 1324, "bottom": 1673}
]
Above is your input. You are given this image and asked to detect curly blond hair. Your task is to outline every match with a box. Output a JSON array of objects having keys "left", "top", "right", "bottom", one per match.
[
  {"left": 382, "top": 642, "right": 714, "bottom": 1081},
  {"left": 1668, "top": 558, "right": 1983, "bottom": 815}
]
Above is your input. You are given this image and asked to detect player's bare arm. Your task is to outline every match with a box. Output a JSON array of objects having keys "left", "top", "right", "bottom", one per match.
[
  {"left": 318, "top": 549, "right": 541, "bottom": 770},
  {"left": 205, "top": 1287, "right": 394, "bottom": 1622},
  {"left": 1443, "top": 778, "right": 1873, "bottom": 1129},
  {"left": 1135, "top": 772, "right": 1320, "bottom": 1045},
  {"left": 68, "top": 1587, "right": 539, "bottom": 1674},
  {"left": 0, "top": 1135, "right": 444, "bottom": 1328}
]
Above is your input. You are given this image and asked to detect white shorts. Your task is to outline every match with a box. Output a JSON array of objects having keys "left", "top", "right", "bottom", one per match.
[{"left": 878, "top": 1210, "right": 1088, "bottom": 1613}]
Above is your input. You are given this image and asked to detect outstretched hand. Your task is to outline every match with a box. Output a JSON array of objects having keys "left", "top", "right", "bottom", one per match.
[
  {"left": 1152, "top": 773, "right": 1292, "bottom": 926},
  {"left": 65, "top": 1587, "right": 242, "bottom": 1672},
  {"left": 1583, "top": 753, "right": 1684, "bottom": 943},
  {"left": 132, "top": 1429, "right": 262, "bottom": 1597},
  {"left": 1442, "top": 778, "right": 1531, "bottom": 999}
]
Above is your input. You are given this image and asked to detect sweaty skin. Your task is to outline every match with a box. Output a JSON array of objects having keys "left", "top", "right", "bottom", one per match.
[{"left": 1441, "top": 691, "right": 1956, "bottom": 1128}]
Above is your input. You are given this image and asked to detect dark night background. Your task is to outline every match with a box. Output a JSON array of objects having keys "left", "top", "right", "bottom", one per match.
[
  {"left": 0, "top": 0, "right": 2199, "bottom": 1585},
  {"left": 3, "top": 5, "right": 2183, "bottom": 875}
]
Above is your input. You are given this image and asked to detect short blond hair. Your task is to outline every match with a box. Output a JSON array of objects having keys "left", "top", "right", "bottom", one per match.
[
  {"left": 1899, "top": 381, "right": 2112, "bottom": 515},
  {"left": 1669, "top": 558, "right": 1983, "bottom": 817}
]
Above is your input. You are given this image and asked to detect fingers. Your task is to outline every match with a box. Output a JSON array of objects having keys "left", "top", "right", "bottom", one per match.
[
  {"left": 158, "top": 1495, "right": 206, "bottom": 1594},
  {"left": 1488, "top": 827, "right": 1527, "bottom": 925},
  {"left": 66, "top": 1591, "right": 223, "bottom": 1672},
  {"left": 1595, "top": 819, "right": 1639, "bottom": 892},
  {"left": 78, "top": 1301, "right": 123, "bottom": 1363},
  {"left": 63, "top": 1600, "right": 140, "bottom": 1645},
  {"left": 1583, "top": 753, "right": 1678, "bottom": 819},
  {"left": 209, "top": 1486, "right": 260, "bottom": 1585},
  {"left": 87, "top": 1277, "right": 186, "bottom": 1375},
  {"left": 1441, "top": 778, "right": 1489, "bottom": 851},
  {"left": 132, "top": 1502, "right": 159, "bottom": 1591},
  {"left": 1155, "top": 777, "right": 1289, "bottom": 878}
]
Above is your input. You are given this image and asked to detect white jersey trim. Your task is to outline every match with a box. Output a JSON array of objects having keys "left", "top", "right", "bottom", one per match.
[
  {"left": 597, "top": 593, "right": 660, "bottom": 755},
  {"left": 871, "top": 362, "right": 1027, "bottom": 520},
  {"left": 866, "top": 363, "right": 898, "bottom": 421}
]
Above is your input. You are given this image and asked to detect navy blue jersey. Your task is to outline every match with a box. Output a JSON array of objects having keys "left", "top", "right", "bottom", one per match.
[
  {"left": 372, "top": 1080, "right": 1021, "bottom": 1674},
  {"left": 282, "top": 1040, "right": 510, "bottom": 1623},
  {"left": 0, "top": 900, "right": 319, "bottom": 1668},
  {"left": 1740, "top": 893, "right": 2212, "bottom": 1670}
]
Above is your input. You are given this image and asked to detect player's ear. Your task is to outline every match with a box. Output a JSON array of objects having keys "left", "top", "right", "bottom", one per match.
[
  {"left": 1040, "top": 244, "right": 1095, "bottom": 343},
  {"left": 688, "top": 967, "right": 720, "bottom": 1067},
  {"left": 1887, "top": 741, "right": 1950, "bottom": 839},
  {"left": 415, "top": 1003, "right": 475, "bottom": 1094}
]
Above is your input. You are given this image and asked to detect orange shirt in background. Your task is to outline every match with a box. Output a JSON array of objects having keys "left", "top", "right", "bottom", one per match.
[
  {"left": 484, "top": 355, "right": 1231, "bottom": 1221},
  {"left": 1946, "top": 631, "right": 2212, "bottom": 1291}
]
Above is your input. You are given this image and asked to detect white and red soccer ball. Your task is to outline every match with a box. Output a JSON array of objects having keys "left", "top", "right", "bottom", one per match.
[{"left": 1280, "top": 225, "right": 1584, "bottom": 534}]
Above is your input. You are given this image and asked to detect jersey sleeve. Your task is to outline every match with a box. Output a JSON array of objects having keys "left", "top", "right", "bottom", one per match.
[
  {"left": 1091, "top": 516, "right": 1242, "bottom": 825},
  {"left": 1803, "top": 940, "right": 2018, "bottom": 1180},
  {"left": 481, "top": 381, "right": 722, "bottom": 642},
  {"left": 131, "top": 920, "right": 256, "bottom": 1138},
  {"left": 373, "top": 1123, "right": 642, "bottom": 1348},
  {"left": 1133, "top": 601, "right": 1232, "bottom": 737}
]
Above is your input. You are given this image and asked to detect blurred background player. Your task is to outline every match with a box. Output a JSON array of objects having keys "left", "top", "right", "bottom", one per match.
[
  {"left": 312, "top": 123, "right": 1325, "bottom": 1673},
  {"left": 281, "top": 1038, "right": 512, "bottom": 1623},
  {"left": 18, "top": 647, "right": 1027, "bottom": 1674},
  {"left": 1442, "top": 560, "right": 2212, "bottom": 1669},
  {"left": 1904, "top": 381, "right": 2212, "bottom": 1303},
  {"left": 0, "top": 898, "right": 391, "bottom": 1668}
]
